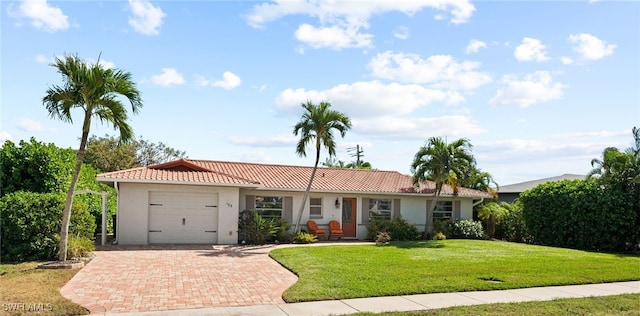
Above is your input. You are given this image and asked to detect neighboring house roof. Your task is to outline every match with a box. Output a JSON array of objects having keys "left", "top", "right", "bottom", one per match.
[
  {"left": 498, "top": 174, "right": 586, "bottom": 194},
  {"left": 97, "top": 158, "right": 492, "bottom": 198}
]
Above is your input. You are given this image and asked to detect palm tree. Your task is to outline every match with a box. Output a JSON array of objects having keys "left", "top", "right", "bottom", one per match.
[
  {"left": 411, "top": 137, "right": 475, "bottom": 236},
  {"left": 293, "top": 101, "right": 351, "bottom": 232},
  {"left": 43, "top": 54, "right": 142, "bottom": 261},
  {"left": 477, "top": 201, "right": 509, "bottom": 238}
]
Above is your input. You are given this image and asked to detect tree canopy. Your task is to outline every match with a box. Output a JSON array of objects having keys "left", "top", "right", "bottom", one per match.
[{"left": 83, "top": 134, "right": 187, "bottom": 172}]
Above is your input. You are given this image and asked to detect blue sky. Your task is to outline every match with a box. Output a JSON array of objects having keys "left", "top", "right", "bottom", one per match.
[{"left": 2, "top": 0, "right": 639, "bottom": 186}]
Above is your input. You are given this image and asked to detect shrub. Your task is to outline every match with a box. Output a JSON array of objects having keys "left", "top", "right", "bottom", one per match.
[
  {"left": 495, "top": 201, "right": 533, "bottom": 243},
  {"left": 366, "top": 216, "right": 421, "bottom": 241},
  {"left": 238, "top": 210, "right": 278, "bottom": 245},
  {"left": 270, "top": 217, "right": 293, "bottom": 243},
  {"left": 293, "top": 232, "right": 318, "bottom": 244},
  {"left": 0, "top": 191, "right": 96, "bottom": 262},
  {"left": 433, "top": 219, "right": 454, "bottom": 238},
  {"left": 520, "top": 179, "right": 637, "bottom": 252},
  {"left": 67, "top": 235, "right": 95, "bottom": 259},
  {"left": 451, "top": 219, "right": 485, "bottom": 239},
  {"left": 433, "top": 232, "right": 447, "bottom": 240},
  {"left": 375, "top": 232, "right": 391, "bottom": 245}
]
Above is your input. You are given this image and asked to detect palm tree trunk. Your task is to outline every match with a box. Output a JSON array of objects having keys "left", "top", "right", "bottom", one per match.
[
  {"left": 425, "top": 190, "right": 441, "bottom": 238},
  {"left": 58, "top": 117, "right": 91, "bottom": 261},
  {"left": 294, "top": 144, "right": 321, "bottom": 232}
]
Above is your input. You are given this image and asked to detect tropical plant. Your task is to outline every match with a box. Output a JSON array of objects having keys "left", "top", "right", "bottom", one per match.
[
  {"left": 411, "top": 137, "right": 475, "bottom": 237},
  {"left": 477, "top": 201, "right": 509, "bottom": 238},
  {"left": 462, "top": 165, "right": 499, "bottom": 198},
  {"left": 237, "top": 210, "right": 278, "bottom": 244},
  {"left": 292, "top": 231, "right": 318, "bottom": 244},
  {"left": 293, "top": 101, "right": 351, "bottom": 232},
  {"left": 42, "top": 54, "right": 142, "bottom": 261}
]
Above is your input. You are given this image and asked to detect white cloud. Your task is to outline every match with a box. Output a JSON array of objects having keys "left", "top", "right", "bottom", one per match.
[
  {"left": 294, "top": 23, "right": 373, "bottom": 50},
  {"left": 228, "top": 135, "right": 297, "bottom": 147},
  {"left": 245, "top": 0, "right": 474, "bottom": 50},
  {"left": 490, "top": 71, "right": 567, "bottom": 107},
  {"left": 34, "top": 54, "right": 50, "bottom": 64},
  {"left": 234, "top": 151, "right": 272, "bottom": 163},
  {"left": 86, "top": 58, "right": 115, "bottom": 69},
  {"left": 393, "top": 26, "right": 409, "bottom": 40},
  {"left": 17, "top": 118, "right": 53, "bottom": 132},
  {"left": 196, "top": 72, "right": 242, "bottom": 90},
  {"left": 0, "top": 131, "right": 13, "bottom": 143},
  {"left": 214, "top": 72, "right": 242, "bottom": 90},
  {"left": 514, "top": 37, "right": 549, "bottom": 62},
  {"left": 465, "top": 39, "right": 487, "bottom": 54},
  {"left": 128, "top": 0, "right": 166, "bottom": 36},
  {"left": 11, "top": 0, "right": 69, "bottom": 32},
  {"left": 561, "top": 56, "right": 574, "bottom": 65},
  {"left": 368, "top": 51, "right": 492, "bottom": 90},
  {"left": 354, "top": 115, "right": 485, "bottom": 139},
  {"left": 151, "top": 68, "right": 185, "bottom": 86},
  {"left": 276, "top": 81, "right": 465, "bottom": 118},
  {"left": 568, "top": 33, "right": 615, "bottom": 61}
]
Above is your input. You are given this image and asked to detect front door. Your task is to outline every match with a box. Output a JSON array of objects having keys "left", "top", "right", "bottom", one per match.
[{"left": 342, "top": 198, "right": 357, "bottom": 238}]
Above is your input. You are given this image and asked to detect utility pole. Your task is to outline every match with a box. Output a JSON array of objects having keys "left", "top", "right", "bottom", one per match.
[{"left": 347, "top": 145, "right": 364, "bottom": 168}]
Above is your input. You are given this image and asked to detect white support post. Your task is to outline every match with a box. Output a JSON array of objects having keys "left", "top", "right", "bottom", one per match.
[{"left": 101, "top": 191, "right": 108, "bottom": 246}]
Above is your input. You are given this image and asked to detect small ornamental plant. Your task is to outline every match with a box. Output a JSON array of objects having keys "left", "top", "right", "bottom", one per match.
[
  {"left": 433, "top": 232, "right": 447, "bottom": 240},
  {"left": 293, "top": 231, "right": 318, "bottom": 244},
  {"left": 375, "top": 231, "right": 391, "bottom": 246}
]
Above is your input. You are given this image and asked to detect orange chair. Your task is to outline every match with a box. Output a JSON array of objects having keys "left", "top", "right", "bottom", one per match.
[
  {"left": 328, "top": 220, "right": 344, "bottom": 240},
  {"left": 307, "top": 220, "right": 326, "bottom": 240}
]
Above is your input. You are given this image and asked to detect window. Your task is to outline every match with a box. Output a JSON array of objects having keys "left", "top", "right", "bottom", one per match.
[
  {"left": 369, "top": 199, "right": 392, "bottom": 221},
  {"left": 310, "top": 197, "right": 322, "bottom": 218},
  {"left": 433, "top": 201, "right": 453, "bottom": 223},
  {"left": 255, "top": 196, "right": 283, "bottom": 218}
]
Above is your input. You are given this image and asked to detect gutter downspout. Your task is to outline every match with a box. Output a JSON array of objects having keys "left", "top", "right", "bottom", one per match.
[{"left": 473, "top": 197, "right": 485, "bottom": 207}]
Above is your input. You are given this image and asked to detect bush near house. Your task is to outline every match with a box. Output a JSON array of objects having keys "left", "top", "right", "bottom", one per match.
[
  {"left": 366, "top": 216, "right": 421, "bottom": 241},
  {"left": 520, "top": 179, "right": 638, "bottom": 252},
  {"left": 0, "top": 191, "right": 96, "bottom": 262},
  {"left": 434, "top": 219, "right": 485, "bottom": 240},
  {"left": 494, "top": 201, "right": 533, "bottom": 243}
]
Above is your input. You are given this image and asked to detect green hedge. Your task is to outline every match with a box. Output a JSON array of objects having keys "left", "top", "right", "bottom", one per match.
[
  {"left": 0, "top": 191, "right": 96, "bottom": 262},
  {"left": 520, "top": 179, "right": 638, "bottom": 252},
  {"left": 366, "top": 216, "right": 421, "bottom": 241}
]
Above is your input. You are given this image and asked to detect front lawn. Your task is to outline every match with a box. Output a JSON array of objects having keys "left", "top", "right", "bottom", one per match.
[
  {"left": 270, "top": 240, "right": 640, "bottom": 302},
  {"left": 346, "top": 294, "right": 640, "bottom": 316},
  {"left": 0, "top": 262, "right": 88, "bottom": 316}
]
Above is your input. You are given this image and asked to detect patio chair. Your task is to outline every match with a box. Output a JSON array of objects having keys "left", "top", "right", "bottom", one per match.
[
  {"left": 306, "top": 220, "right": 326, "bottom": 240},
  {"left": 328, "top": 220, "right": 344, "bottom": 240}
]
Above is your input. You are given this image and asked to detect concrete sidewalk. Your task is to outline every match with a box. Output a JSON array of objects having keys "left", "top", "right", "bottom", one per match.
[{"left": 108, "top": 281, "right": 640, "bottom": 316}]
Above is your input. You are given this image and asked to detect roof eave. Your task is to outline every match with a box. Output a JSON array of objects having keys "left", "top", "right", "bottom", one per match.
[{"left": 96, "top": 177, "right": 263, "bottom": 188}]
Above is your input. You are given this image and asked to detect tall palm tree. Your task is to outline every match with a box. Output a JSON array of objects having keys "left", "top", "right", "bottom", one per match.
[
  {"left": 43, "top": 54, "right": 142, "bottom": 261},
  {"left": 411, "top": 137, "right": 475, "bottom": 236},
  {"left": 293, "top": 101, "right": 351, "bottom": 232}
]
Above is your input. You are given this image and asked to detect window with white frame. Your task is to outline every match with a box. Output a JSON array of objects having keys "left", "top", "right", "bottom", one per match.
[
  {"left": 255, "top": 196, "right": 283, "bottom": 218},
  {"left": 432, "top": 201, "right": 453, "bottom": 223},
  {"left": 368, "top": 198, "right": 392, "bottom": 221},
  {"left": 309, "top": 197, "right": 322, "bottom": 218}
]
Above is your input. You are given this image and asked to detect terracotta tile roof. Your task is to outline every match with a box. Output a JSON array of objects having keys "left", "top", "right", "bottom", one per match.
[{"left": 97, "top": 159, "right": 492, "bottom": 198}]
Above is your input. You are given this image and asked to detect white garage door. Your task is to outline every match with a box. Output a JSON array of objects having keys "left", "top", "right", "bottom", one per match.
[{"left": 148, "top": 191, "right": 218, "bottom": 244}]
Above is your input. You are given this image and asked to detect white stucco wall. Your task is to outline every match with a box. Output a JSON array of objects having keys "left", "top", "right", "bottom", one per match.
[{"left": 117, "top": 183, "right": 239, "bottom": 245}]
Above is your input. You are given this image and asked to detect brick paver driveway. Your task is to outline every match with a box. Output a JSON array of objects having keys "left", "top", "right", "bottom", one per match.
[{"left": 61, "top": 245, "right": 297, "bottom": 314}]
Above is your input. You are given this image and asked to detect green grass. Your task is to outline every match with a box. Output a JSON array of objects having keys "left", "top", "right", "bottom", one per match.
[
  {"left": 0, "top": 262, "right": 88, "bottom": 316},
  {"left": 346, "top": 294, "right": 640, "bottom": 316},
  {"left": 270, "top": 240, "right": 640, "bottom": 302}
]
